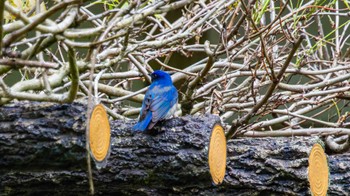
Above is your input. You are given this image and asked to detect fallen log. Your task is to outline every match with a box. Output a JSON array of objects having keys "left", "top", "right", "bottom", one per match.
[{"left": 0, "top": 102, "right": 349, "bottom": 195}]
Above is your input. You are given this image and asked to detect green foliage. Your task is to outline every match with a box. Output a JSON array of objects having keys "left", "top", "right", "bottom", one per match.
[
  {"left": 253, "top": 0, "right": 270, "bottom": 24},
  {"left": 92, "top": 0, "right": 127, "bottom": 10}
]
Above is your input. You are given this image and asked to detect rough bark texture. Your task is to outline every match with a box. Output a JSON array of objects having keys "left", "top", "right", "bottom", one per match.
[{"left": 0, "top": 102, "right": 349, "bottom": 195}]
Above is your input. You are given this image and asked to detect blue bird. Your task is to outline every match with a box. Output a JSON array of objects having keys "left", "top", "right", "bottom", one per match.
[{"left": 133, "top": 70, "right": 178, "bottom": 132}]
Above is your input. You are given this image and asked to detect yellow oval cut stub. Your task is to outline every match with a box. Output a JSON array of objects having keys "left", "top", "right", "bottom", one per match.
[
  {"left": 308, "top": 143, "right": 329, "bottom": 196},
  {"left": 89, "top": 104, "right": 111, "bottom": 167},
  {"left": 208, "top": 124, "right": 227, "bottom": 185}
]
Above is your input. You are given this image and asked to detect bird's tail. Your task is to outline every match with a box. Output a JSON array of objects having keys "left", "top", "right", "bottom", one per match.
[{"left": 132, "top": 112, "right": 152, "bottom": 131}]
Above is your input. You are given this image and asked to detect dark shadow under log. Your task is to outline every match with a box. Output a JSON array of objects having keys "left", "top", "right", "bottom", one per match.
[{"left": 0, "top": 102, "right": 349, "bottom": 195}]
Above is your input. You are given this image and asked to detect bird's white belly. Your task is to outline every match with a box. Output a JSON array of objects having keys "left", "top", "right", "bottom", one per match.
[{"left": 164, "top": 101, "right": 177, "bottom": 119}]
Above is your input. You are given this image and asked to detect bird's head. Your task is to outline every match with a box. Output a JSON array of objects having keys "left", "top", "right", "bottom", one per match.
[{"left": 149, "top": 70, "right": 173, "bottom": 84}]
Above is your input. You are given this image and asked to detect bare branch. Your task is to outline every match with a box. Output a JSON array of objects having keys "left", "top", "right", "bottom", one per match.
[
  {"left": 0, "top": 58, "right": 59, "bottom": 69},
  {"left": 66, "top": 46, "right": 79, "bottom": 102},
  {"left": 243, "top": 128, "right": 350, "bottom": 137}
]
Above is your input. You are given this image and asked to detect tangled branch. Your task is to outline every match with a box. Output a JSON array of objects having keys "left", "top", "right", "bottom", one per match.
[{"left": 0, "top": 0, "right": 349, "bottom": 142}]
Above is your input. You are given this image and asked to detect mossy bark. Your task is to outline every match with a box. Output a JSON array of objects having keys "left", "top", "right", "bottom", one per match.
[{"left": 0, "top": 102, "right": 349, "bottom": 195}]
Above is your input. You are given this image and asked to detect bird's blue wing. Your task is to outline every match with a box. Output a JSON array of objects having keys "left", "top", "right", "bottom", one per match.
[
  {"left": 148, "top": 86, "right": 178, "bottom": 129},
  {"left": 132, "top": 91, "right": 153, "bottom": 131},
  {"left": 139, "top": 92, "right": 152, "bottom": 120}
]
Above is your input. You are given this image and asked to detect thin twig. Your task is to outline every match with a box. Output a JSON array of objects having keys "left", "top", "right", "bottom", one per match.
[{"left": 227, "top": 35, "right": 304, "bottom": 139}]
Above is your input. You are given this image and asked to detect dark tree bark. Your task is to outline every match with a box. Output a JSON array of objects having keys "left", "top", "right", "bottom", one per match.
[{"left": 0, "top": 102, "right": 349, "bottom": 195}]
